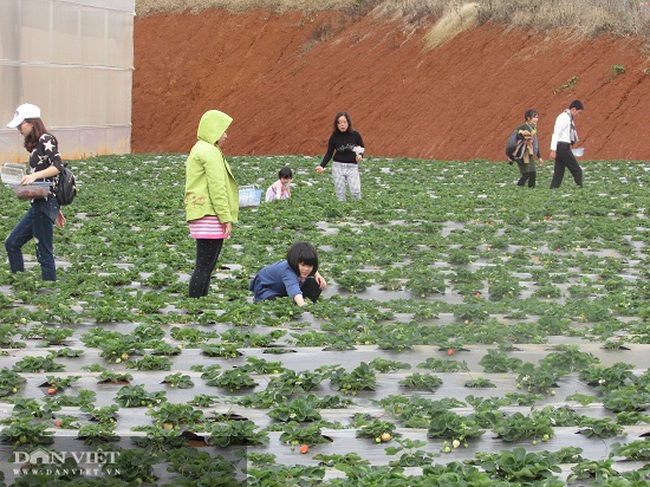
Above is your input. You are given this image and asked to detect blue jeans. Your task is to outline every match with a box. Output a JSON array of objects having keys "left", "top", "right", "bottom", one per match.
[{"left": 5, "top": 198, "right": 60, "bottom": 281}]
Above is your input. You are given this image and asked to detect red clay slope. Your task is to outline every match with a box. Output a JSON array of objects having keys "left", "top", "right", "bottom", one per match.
[{"left": 132, "top": 8, "right": 650, "bottom": 160}]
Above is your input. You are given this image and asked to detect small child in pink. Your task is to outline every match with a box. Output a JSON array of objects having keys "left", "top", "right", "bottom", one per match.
[{"left": 265, "top": 167, "right": 292, "bottom": 202}]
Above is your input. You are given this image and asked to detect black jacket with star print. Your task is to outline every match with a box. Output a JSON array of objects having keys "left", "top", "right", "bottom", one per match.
[{"left": 30, "top": 133, "right": 62, "bottom": 199}]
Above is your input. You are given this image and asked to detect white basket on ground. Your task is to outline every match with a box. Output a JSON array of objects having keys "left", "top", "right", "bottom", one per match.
[
  {"left": 239, "top": 185, "right": 263, "bottom": 208},
  {"left": 1, "top": 163, "right": 26, "bottom": 186}
]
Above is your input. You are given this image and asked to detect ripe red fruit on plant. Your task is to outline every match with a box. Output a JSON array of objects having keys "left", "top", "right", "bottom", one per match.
[
  {"left": 447, "top": 348, "right": 455, "bottom": 356},
  {"left": 299, "top": 445, "right": 309, "bottom": 454},
  {"left": 47, "top": 388, "right": 56, "bottom": 395}
]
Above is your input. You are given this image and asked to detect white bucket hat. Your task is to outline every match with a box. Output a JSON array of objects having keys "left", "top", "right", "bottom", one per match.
[{"left": 7, "top": 103, "right": 41, "bottom": 129}]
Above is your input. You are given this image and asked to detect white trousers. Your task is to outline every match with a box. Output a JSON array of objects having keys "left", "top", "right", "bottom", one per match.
[{"left": 332, "top": 162, "right": 361, "bottom": 201}]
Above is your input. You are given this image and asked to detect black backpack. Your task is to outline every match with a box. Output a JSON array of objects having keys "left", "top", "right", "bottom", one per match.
[
  {"left": 55, "top": 162, "right": 77, "bottom": 206},
  {"left": 505, "top": 130, "right": 518, "bottom": 161}
]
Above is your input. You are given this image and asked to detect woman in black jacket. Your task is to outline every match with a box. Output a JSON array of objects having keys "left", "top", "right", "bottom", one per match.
[
  {"left": 5, "top": 103, "right": 63, "bottom": 281},
  {"left": 315, "top": 111, "right": 365, "bottom": 201}
]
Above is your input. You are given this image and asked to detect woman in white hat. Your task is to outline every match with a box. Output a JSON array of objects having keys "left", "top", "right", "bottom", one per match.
[{"left": 5, "top": 103, "right": 64, "bottom": 281}]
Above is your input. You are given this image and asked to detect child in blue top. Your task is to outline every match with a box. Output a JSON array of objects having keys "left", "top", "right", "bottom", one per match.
[{"left": 249, "top": 242, "right": 327, "bottom": 306}]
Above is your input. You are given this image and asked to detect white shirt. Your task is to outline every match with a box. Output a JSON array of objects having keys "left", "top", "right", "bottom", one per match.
[{"left": 550, "top": 110, "right": 577, "bottom": 151}]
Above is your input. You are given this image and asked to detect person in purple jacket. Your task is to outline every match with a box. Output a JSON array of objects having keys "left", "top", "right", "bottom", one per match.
[{"left": 249, "top": 242, "right": 327, "bottom": 306}]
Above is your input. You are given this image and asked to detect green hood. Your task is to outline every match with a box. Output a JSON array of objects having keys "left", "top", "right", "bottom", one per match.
[{"left": 197, "top": 110, "right": 233, "bottom": 145}]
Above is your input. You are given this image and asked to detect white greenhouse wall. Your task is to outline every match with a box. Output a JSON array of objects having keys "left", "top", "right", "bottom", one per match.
[{"left": 0, "top": 0, "right": 134, "bottom": 162}]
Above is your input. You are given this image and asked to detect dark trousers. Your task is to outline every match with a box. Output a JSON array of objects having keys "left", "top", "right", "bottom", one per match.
[
  {"left": 517, "top": 172, "right": 536, "bottom": 188},
  {"left": 301, "top": 277, "right": 322, "bottom": 303},
  {"left": 550, "top": 142, "right": 582, "bottom": 188},
  {"left": 189, "top": 239, "right": 224, "bottom": 298},
  {"left": 5, "top": 198, "right": 59, "bottom": 281}
]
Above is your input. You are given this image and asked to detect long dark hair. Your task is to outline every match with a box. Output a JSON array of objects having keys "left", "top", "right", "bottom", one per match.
[
  {"left": 286, "top": 242, "right": 319, "bottom": 276},
  {"left": 23, "top": 118, "right": 51, "bottom": 152},
  {"left": 332, "top": 111, "right": 353, "bottom": 135}
]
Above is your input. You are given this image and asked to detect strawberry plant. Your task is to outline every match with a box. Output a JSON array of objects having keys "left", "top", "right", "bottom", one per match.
[
  {"left": 97, "top": 370, "right": 133, "bottom": 384},
  {"left": 48, "top": 347, "right": 84, "bottom": 358},
  {"left": 426, "top": 411, "right": 485, "bottom": 445},
  {"left": 0, "top": 368, "right": 27, "bottom": 396},
  {"left": 516, "top": 362, "right": 561, "bottom": 394},
  {"left": 45, "top": 389, "right": 96, "bottom": 408},
  {"left": 114, "top": 384, "right": 167, "bottom": 408},
  {"left": 603, "top": 385, "right": 650, "bottom": 412},
  {"left": 576, "top": 417, "right": 625, "bottom": 438},
  {"left": 0, "top": 416, "right": 54, "bottom": 447},
  {"left": 479, "top": 349, "right": 523, "bottom": 373},
  {"left": 267, "top": 368, "right": 330, "bottom": 394},
  {"left": 268, "top": 395, "right": 323, "bottom": 422},
  {"left": 209, "top": 419, "right": 269, "bottom": 447},
  {"left": 355, "top": 418, "right": 399, "bottom": 443},
  {"left": 0, "top": 324, "right": 25, "bottom": 348},
  {"left": 567, "top": 458, "right": 619, "bottom": 483},
  {"left": 417, "top": 357, "right": 469, "bottom": 372},
  {"left": 189, "top": 394, "right": 219, "bottom": 407},
  {"left": 473, "top": 447, "right": 562, "bottom": 483},
  {"left": 205, "top": 368, "right": 258, "bottom": 391},
  {"left": 170, "top": 325, "right": 218, "bottom": 343},
  {"left": 21, "top": 324, "right": 74, "bottom": 345},
  {"left": 76, "top": 423, "right": 120, "bottom": 445},
  {"left": 368, "top": 358, "right": 411, "bottom": 373},
  {"left": 39, "top": 374, "right": 80, "bottom": 391},
  {"left": 330, "top": 362, "right": 377, "bottom": 395},
  {"left": 9, "top": 397, "right": 59, "bottom": 418},
  {"left": 166, "top": 447, "right": 240, "bottom": 481},
  {"left": 12, "top": 355, "right": 65, "bottom": 372},
  {"left": 493, "top": 411, "right": 555, "bottom": 443},
  {"left": 312, "top": 452, "right": 370, "bottom": 468},
  {"left": 243, "top": 356, "right": 287, "bottom": 375},
  {"left": 464, "top": 377, "right": 496, "bottom": 388},
  {"left": 399, "top": 372, "right": 443, "bottom": 392},
  {"left": 84, "top": 405, "right": 119, "bottom": 425},
  {"left": 579, "top": 362, "right": 636, "bottom": 392},
  {"left": 201, "top": 343, "right": 242, "bottom": 358},
  {"left": 330, "top": 267, "right": 372, "bottom": 292},
  {"left": 147, "top": 402, "right": 204, "bottom": 428},
  {"left": 52, "top": 414, "right": 80, "bottom": 429},
  {"left": 125, "top": 354, "right": 173, "bottom": 371},
  {"left": 161, "top": 372, "right": 194, "bottom": 389},
  {"left": 97, "top": 337, "right": 143, "bottom": 363},
  {"left": 405, "top": 270, "right": 446, "bottom": 297},
  {"left": 385, "top": 438, "right": 436, "bottom": 467},
  {"left": 278, "top": 421, "right": 331, "bottom": 446},
  {"left": 375, "top": 325, "right": 419, "bottom": 352},
  {"left": 610, "top": 438, "right": 650, "bottom": 461},
  {"left": 104, "top": 448, "right": 157, "bottom": 484},
  {"left": 132, "top": 425, "right": 189, "bottom": 452},
  {"left": 151, "top": 341, "right": 182, "bottom": 356},
  {"left": 221, "top": 328, "right": 287, "bottom": 348},
  {"left": 247, "top": 465, "right": 326, "bottom": 485},
  {"left": 487, "top": 278, "right": 522, "bottom": 301}
]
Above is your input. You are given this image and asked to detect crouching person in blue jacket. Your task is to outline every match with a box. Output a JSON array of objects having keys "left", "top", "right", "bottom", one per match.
[{"left": 249, "top": 242, "right": 327, "bottom": 306}]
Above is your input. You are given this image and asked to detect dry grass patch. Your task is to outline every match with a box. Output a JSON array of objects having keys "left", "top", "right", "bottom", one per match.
[
  {"left": 136, "top": 0, "right": 362, "bottom": 16},
  {"left": 424, "top": 2, "right": 479, "bottom": 49},
  {"left": 480, "top": 0, "right": 650, "bottom": 38},
  {"left": 135, "top": 0, "right": 650, "bottom": 41}
]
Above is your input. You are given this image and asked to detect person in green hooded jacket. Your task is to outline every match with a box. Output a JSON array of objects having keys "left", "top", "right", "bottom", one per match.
[{"left": 184, "top": 110, "right": 239, "bottom": 298}]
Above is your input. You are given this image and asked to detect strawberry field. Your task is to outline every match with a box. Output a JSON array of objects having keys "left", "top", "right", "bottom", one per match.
[{"left": 1, "top": 154, "right": 649, "bottom": 485}]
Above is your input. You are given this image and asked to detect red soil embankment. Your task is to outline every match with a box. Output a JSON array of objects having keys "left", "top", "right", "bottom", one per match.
[{"left": 132, "top": 8, "right": 650, "bottom": 160}]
